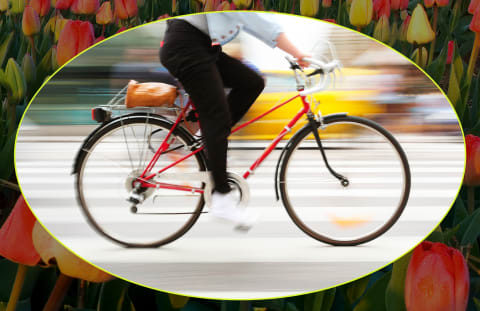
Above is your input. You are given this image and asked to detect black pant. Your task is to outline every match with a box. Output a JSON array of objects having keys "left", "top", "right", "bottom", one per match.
[{"left": 160, "top": 20, "right": 265, "bottom": 193}]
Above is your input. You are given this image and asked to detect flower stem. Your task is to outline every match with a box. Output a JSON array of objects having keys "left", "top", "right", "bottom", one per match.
[
  {"left": 468, "top": 186, "right": 475, "bottom": 214},
  {"left": 6, "top": 264, "right": 28, "bottom": 311},
  {"left": 428, "top": 5, "right": 438, "bottom": 66},
  {"left": 42, "top": 273, "right": 74, "bottom": 311},
  {"left": 28, "top": 36, "right": 36, "bottom": 63},
  {"left": 462, "top": 33, "right": 480, "bottom": 118},
  {"left": 337, "top": 0, "right": 342, "bottom": 23}
]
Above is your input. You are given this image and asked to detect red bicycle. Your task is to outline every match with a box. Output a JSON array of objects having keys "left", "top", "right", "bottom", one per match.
[{"left": 73, "top": 56, "right": 411, "bottom": 247}]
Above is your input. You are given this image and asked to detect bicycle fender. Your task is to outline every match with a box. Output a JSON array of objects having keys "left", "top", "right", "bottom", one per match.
[
  {"left": 274, "top": 112, "right": 347, "bottom": 200},
  {"left": 71, "top": 113, "right": 173, "bottom": 175}
]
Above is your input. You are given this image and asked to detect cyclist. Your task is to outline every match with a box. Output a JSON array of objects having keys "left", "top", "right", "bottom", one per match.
[{"left": 160, "top": 12, "right": 309, "bottom": 229}]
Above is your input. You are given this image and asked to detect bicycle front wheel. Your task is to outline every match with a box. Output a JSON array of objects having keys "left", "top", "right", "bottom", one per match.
[
  {"left": 280, "top": 115, "right": 410, "bottom": 246},
  {"left": 76, "top": 115, "right": 207, "bottom": 247}
]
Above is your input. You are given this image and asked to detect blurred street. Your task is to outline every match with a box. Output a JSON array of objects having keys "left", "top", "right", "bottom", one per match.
[{"left": 15, "top": 124, "right": 464, "bottom": 299}]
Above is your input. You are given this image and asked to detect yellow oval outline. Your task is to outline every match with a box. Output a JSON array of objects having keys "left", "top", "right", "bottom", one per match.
[{"left": 13, "top": 10, "right": 467, "bottom": 301}]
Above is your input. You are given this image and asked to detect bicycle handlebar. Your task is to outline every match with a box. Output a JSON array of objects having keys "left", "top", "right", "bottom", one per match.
[{"left": 298, "top": 57, "right": 341, "bottom": 96}]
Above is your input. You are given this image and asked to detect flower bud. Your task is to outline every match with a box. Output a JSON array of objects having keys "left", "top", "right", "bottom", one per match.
[
  {"left": 464, "top": 134, "right": 480, "bottom": 186},
  {"left": 469, "top": 0, "right": 480, "bottom": 14},
  {"left": 373, "top": 14, "right": 390, "bottom": 42},
  {"left": 216, "top": 0, "right": 230, "bottom": 10},
  {"left": 470, "top": 7, "right": 480, "bottom": 32},
  {"left": 301, "top": 0, "right": 319, "bottom": 16},
  {"left": 407, "top": 4, "right": 435, "bottom": 44},
  {"left": 54, "top": 0, "right": 72, "bottom": 9},
  {"left": 405, "top": 242, "right": 469, "bottom": 311},
  {"left": 391, "top": 0, "right": 407, "bottom": 10},
  {"left": 22, "top": 6, "right": 41, "bottom": 36},
  {"left": 114, "top": 0, "right": 137, "bottom": 19},
  {"left": 399, "top": 14, "right": 410, "bottom": 41},
  {"left": 373, "top": 0, "right": 390, "bottom": 19},
  {"left": 11, "top": 0, "right": 25, "bottom": 14},
  {"left": 31, "top": 0, "right": 50, "bottom": 16},
  {"left": 349, "top": 0, "right": 373, "bottom": 28},
  {"left": 96, "top": 1, "right": 112, "bottom": 24},
  {"left": 22, "top": 53, "right": 36, "bottom": 87},
  {"left": 54, "top": 15, "right": 70, "bottom": 42},
  {"left": 446, "top": 40, "right": 454, "bottom": 64}
]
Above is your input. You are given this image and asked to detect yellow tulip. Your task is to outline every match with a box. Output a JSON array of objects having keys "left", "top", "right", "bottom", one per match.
[
  {"left": 300, "top": 0, "right": 319, "bottom": 17},
  {"left": 407, "top": 4, "right": 435, "bottom": 45},
  {"left": 11, "top": 0, "right": 25, "bottom": 14},
  {"left": 373, "top": 14, "right": 390, "bottom": 43},
  {"left": 349, "top": 0, "right": 373, "bottom": 29},
  {"left": 0, "top": 0, "right": 9, "bottom": 12},
  {"left": 233, "top": 0, "right": 251, "bottom": 9}
]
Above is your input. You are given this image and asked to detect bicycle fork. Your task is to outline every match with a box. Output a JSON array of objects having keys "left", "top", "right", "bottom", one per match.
[{"left": 307, "top": 113, "right": 349, "bottom": 187}]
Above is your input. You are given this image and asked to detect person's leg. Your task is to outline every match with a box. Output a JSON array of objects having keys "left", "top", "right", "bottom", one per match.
[
  {"left": 216, "top": 52, "right": 265, "bottom": 127},
  {"left": 160, "top": 21, "right": 231, "bottom": 194}
]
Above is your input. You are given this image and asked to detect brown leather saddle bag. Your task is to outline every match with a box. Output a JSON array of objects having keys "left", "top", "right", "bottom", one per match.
[{"left": 125, "top": 80, "right": 178, "bottom": 108}]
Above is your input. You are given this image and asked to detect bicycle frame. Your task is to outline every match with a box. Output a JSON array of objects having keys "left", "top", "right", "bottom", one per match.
[{"left": 136, "top": 91, "right": 312, "bottom": 194}]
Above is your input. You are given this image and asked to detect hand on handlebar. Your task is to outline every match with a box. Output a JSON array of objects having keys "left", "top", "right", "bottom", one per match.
[{"left": 295, "top": 53, "right": 311, "bottom": 68}]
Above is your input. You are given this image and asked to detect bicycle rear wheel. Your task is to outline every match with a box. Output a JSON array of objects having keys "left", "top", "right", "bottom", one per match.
[
  {"left": 279, "top": 115, "right": 410, "bottom": 246},
  {"left": 76, "top": 115, "right": 207, "bottom": 247}
]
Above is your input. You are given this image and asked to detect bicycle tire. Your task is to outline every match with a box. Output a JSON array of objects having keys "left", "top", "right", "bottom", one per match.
[
  {"left": 279, "top": 115, "right": 411, "bottom": 246},
  {"left": 75, "top": 114, "right": 207, "bottom": 247}
]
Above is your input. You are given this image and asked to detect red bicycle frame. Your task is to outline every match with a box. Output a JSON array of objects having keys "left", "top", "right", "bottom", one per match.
[{"left": 137, "top": 91, "right": 311, "bottom": 193}]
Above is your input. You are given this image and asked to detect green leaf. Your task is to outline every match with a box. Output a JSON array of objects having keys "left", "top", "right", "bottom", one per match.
[
  {"left": 453, "top": 198, "right": 468, "bottom": 225},
  {"left": 0, "top": 32, "right": 14, "bottom": 68},
  {"left": 426, "top": 230, "right": 444, "bottom": 243},
  {"left": 321, "top": 288, "right": 336, "bottom": 311},
  {"left": 474, "top": 297, "right": 480, "bottom": 311},
  {"left": 448, "top": 60, "right": 461, "bottom": 112},
  {"left": 345, "top": 276, "right": 370, "bottom": 306},
  {"left": 0, "top": 133, "right": 15, "bottom": 180},
  {"left": 426, "top": 42, "right": 447, "bottom": 83},
  {"left": 461, "top": 208, "right": 480, "bottom": 245},
  {"left": 385, "top": 252, "right": 412, "bottom": 311},
  {"left": 353, "top": 271, "right": 391, "bottom": 311}
]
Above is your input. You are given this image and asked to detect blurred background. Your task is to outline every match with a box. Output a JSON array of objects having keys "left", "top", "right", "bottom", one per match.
[{"left": 20, "top": 15, "right": 459, "bottom": 139}]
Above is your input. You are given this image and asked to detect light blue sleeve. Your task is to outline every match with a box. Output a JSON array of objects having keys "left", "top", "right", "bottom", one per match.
[{"left": 224, "top": 12, "right": 284, "bottom": 48}]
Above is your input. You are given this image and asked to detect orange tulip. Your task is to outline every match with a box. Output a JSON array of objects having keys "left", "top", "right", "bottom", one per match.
[
  {"left": 96, "top": 2, "right": 112, "bottom": 24},
  {"left": 373, "top": 0, "right": 390, "bottom": 19},
  {"left": 57, "top": 20, "right": 94, "bottom": 66},
  {"left": 71, "top": 0, "right": 99, "bottom": 14},
  {"left": 405, "top": 242, "right": 469, "bottom": 311},
  {"left": 322, "top": 0, "right": 332, "bottom": 7},
  {"left": 114, "top": 0, "right": 137, "bottom": 19},
  {"left": 469, "top": 0, "right": 480, "bottom": 14},
  {"left": 424, "top": 0, "right": 448, "bottom": 8},
  {"left": 464, "top": 134, "right": 480, "bottom": 185},
  {"left": 22, "top": 6, "right": 41, "bottom": 36},
  {"left": 30, "top": 0, "right": 50, "bottom": 16},
  {"left": 54, "top": 0, "right": 73, "bottom": 9},
  {"left": 407, "top": 4, "right": 435, "bottom": 44},
  {"left": 0, "top": 196, "right": 40, "bottom": 265}
]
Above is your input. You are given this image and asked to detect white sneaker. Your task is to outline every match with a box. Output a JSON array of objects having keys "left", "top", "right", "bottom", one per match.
[{"left": 209, "top": 191, "right": 257, "bottom": 230}]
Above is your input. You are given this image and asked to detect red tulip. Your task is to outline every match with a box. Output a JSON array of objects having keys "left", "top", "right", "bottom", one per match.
[
  {"left": 373, "top": 0, "right": 390, "bottom": 19},
  {"left": 56, "top": 20, "right": 94, "bottom": 66},
  {"left": 322, "top": 0, "right": 332, "bottom": 7},
  {"left": 114, "top": 0, "right": 137, "bottom": 19},
  {"left": 471, "top": 7, "right": 480, "bottom": 32},
  {"left": 96, "top": 2, "right": 112, "bottom": 24},
  {"left": 31, "top": 0, "right": 50, "bottom": 16},
  {"left": 424, "top": 0, "right": 448, "bottom": 8},
  {"left": 157, "top": 14, "right": 170, "bottom": 20},
  {"left": 71, "top": 0, "right": 99, "bottom": 14},
  {"left": 391, "top": 0, "right": 408, "bottom": 10},
  {"left": 54, "top": 0, "right": 73, "bottom": 9},
  {"left": 323, "top": 18, "right": 337, "bottom": 23},
  {"left": 405, "top": 242, "right": 469, "bottom": 311},
  {"left": 446, "top": 40, "right": 454, "bottom": 64},
  {"left": 464, "top": 134, "right": 480, "bottom": 185},
  {"left": 22, "top": 6, "right": 41, "bottom": 36},
  {"left": 0, "top": 196, "right": 40, "bottom": 266},
  {"left": 470, "top": 0, "right": 480, "bottom": 14}
]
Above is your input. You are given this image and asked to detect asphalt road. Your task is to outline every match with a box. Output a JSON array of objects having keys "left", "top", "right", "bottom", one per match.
[{"left": 15, "top": 124, "right": 464, "bottom": 299}]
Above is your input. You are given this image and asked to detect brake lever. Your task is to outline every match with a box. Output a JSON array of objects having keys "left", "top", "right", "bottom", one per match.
[
  {"left": 307, "top": 68, "right": 324, "bottom": 77},
  {"left": 285, "top": 56, "right": 304, "bottom": 72}
]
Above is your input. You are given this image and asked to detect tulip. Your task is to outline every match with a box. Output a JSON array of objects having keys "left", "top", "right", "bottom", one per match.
[
  {"left": 30, "top": 0, "right": 50, "bottom": 16},
  {"left": 391, "top": 0, "right": 408, "bottom": 10},
  {"left": 411, "top": 46, "right": 428, "bottom": 67},
  {"left": 71, "top": 0, "right": 99, "bottom": 14},
  {"left": 349, "top": 0, "right": 373, "bottom": 30},
  {"left": 157, "top": 13, "right": 170, "bottom": 20},
  {"left": 424, "top": 0, "right": 448, "bottom": 8},
  {"left": 322, "top": 0, "right": 332, "bottom": 7},
  {"left": 399, "top": 14, "right": 410, "bottom": 41},
  {"left": 57, "top": 20, "right": 94, "bottom": 66},
  {"left": 216, "top": 0, "right": 231, "bottom": 10},
  {"left": 11, "top": 0, "right": 25, "bottom": 14},
  {"left": 4, "top": 58, "right": 26, "bottom": 105},
  {"left": 446, "top": 40, "right": 454, "bottom": 64},
  {"left": 22, "top": 6, "right": 41, "bottom": 36},
  {"left": 464, "top": 134, "right": 480, "bottom": 186},
  {"left": 407, "top": 4, "right": 435, "bottom": 45},
  {"left": 116, "top": 26, "right": 127, "bottom": 33},
  {"left": 373, "top": 0, "right": 390, "bottom": 19},
  {"left": 114, "top": 0, "right": 137, "bottom": 19},
  {"left": 96, "top": 1, "right": 112, "bottom": 24},
  {"left": 471, "top": 6, "right": 480, "bottom": 32},
  {"left": 0, "top": 196, "right": 41, "bottom": 311},
  {"left": 0, "top": 0, "right": 8, "bottom": 11},
  {"left": 373, "top": 14, "right": 390, "bottom": 42},
  {"left": 470, "top": 0, "right": 480, "bottom": 14},
  {"left": 203, "top": 0, "right": 220, "bottom": 11},
  {"left": 233, "top": 0, "right": 251, "bottom": 8},
  {"left": 300, "top": 0, "right": 319, "bottom": 16},
  {"left": 54, "top": 0, "right": 73, "bottom": 9},
  {"left": 405, "top": 242, "right": 469, "bottom": 311},
  {"left": 323, "top": 18, "right": 336, "bottom": 23}
]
